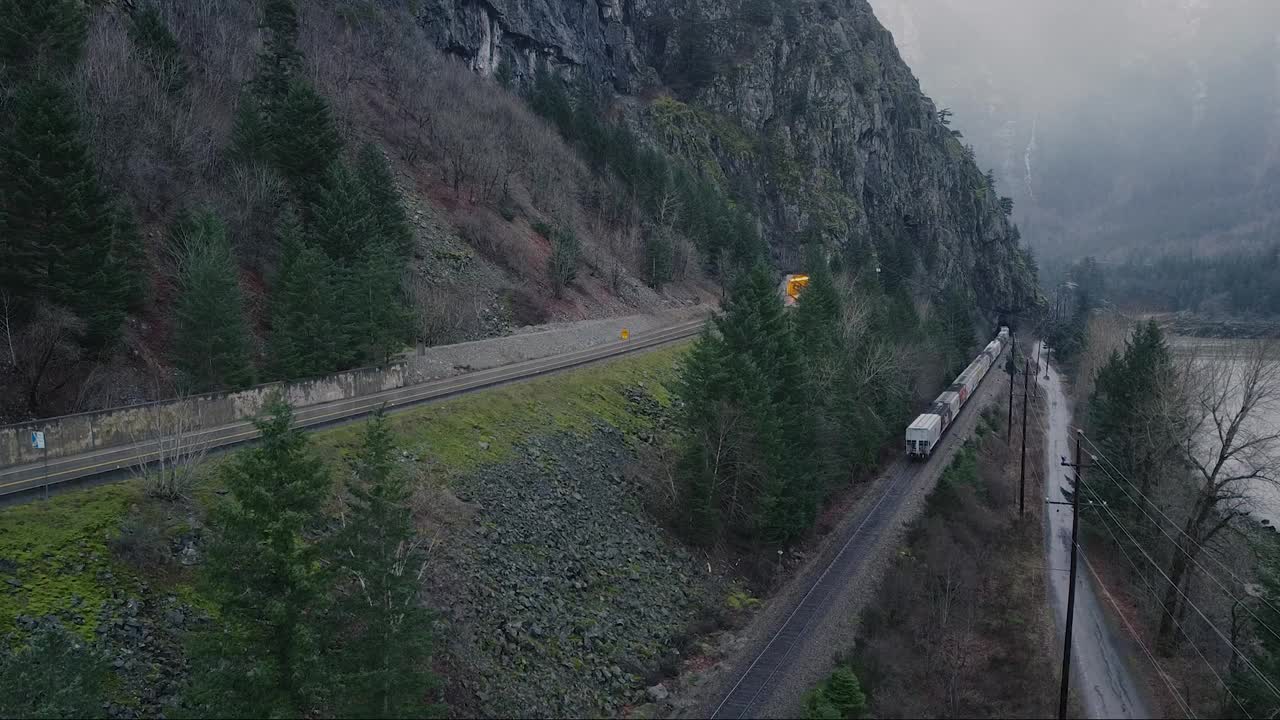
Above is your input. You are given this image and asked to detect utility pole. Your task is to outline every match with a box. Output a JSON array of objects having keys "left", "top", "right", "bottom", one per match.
[
  {"left": 1007, "top": 361, "right": 1015, "bottom": 441},
  {"left": 1007, "top": 334, "right": 1016, "bottom": 441},
  {"left": 1019, "top": 358, "right": 1029, "bottom": 517},
  {"left": 1056, "top": 430, "right": 1093, "bottom": 720}
]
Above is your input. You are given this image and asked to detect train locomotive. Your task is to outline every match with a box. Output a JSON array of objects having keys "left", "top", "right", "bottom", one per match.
[{"left": 905, "top": 326, "right": 1010, "bottom": 460}]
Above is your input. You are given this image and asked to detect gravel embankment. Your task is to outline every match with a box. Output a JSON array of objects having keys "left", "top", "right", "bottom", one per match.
[
  {"left": 406, "top": 306, "right": 713, "bottom": 383},
  {"left": 669, "top": 357, "right": 1010, "bottom": 719}
]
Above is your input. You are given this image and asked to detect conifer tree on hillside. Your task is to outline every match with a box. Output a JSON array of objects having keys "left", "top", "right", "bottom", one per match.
[
  {"left": 356, "top": 143, "right": 414, "bottom": 258},
  {"left": 308, "top": 161, "right": 373, "bottom": 264},
  {"left": 229, "top": 92, "right": 272, "bottom": 165},
  {"left": 793, "top": 253, "right": 850, "bottom": 490},
  {"left": 332, "top": 411, "right": 440, "bottom": 718},
  {"left": 171, "top": 211, "right": 255, "bottom": 393},
  {"left": 0, "top": 622, "right": 109, "bottom": 719},
  {"left": 1233, "top": 549, "right": 1280, "bottom": 718},
  {"left": 0, "top": 0, "right": 85, "bottom": 73},
  {"left": 676, "top": 325, "right": 731, "bottom": 540},
  {"left": 127, "top": 3, "right": 188, "bottom": 94},
  {"left": 0, "top": 76, "right": 143, "bottom": 350},
  {"left": 342, "top": 240, "right": 412, "bottom": 367},
  {"left": 1087, "top": 320, "right": 1180, "bottom": 546},
  {"left": 272, "top": 81, "right": 343, "bottom": 204},
  {"left": 678, "top": 264, "right": 817, "bottom": 542},
  {"left": 185, "top": 397, "right": 331, "bottom": 717},
  {"left": 252, "top": 0, "right": 303, "bottom": 114},
  {"left": 268, "top": 209, "right": 346, "bottom": 378}
]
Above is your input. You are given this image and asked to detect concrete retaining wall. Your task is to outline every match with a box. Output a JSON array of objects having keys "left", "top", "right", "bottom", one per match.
[{"left": 1, "top": 362, "right": 409, "bottom": 467}]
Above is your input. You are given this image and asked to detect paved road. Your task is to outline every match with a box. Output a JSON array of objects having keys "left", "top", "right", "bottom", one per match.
[
  {"left": 702, "top": 343, "right": 1010, "bottom": 719},
  {"left": 1038, "top": 341, "right": 1153, "bottom": 719},
  {"left": 0, "top": 319, "right": 704, "bottom": 500}
]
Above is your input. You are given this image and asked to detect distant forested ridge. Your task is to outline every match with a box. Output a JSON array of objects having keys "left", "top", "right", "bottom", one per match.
[{"left": 1069, "top": 247, "right": 1280, "bottom": 317}]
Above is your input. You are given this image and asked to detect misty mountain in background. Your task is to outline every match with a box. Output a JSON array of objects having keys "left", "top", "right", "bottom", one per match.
[{"left": 870, "top": 0, "right": 1280, "bottom": 265}]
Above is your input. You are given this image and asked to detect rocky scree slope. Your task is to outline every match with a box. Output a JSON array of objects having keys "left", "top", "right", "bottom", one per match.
[{"left": 419, "top": 0, "right": 1037, "bottom": 314}]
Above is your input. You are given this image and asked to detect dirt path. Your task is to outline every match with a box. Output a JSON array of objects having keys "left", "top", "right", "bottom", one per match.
[{"left": 1038, "top": 341, "right": 1155, "bottom": 719}]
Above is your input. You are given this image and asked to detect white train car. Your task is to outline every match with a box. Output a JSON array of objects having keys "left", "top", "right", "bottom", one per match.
[{"left": 905, "top": 326, "right": 1010, "bottom": 459}]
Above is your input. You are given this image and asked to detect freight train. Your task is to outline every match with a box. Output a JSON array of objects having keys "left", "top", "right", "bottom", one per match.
[{"left": 905, "top": 327, "right": 1010, "bottom": 460}]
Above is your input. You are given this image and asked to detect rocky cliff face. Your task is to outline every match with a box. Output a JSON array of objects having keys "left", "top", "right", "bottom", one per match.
[{"left": 416, "top": 0, "right": 1036, "bottom": 314}]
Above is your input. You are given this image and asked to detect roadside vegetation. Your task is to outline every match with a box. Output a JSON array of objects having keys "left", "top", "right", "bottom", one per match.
[
  {"left": 0, "top": 347, "right": 699, "bottom": 717},
  {"left": 671, "top": 249, "right": 984, "bottom": 565},
  {"left": 1042, "top": 257, "right": 1280, "bottom": 719},
  {"left": 826, "top": 405, "right": 1058, "bottom": 718},
  {"left": 0, "top": 0, "right": 720, "bottom": 423},
  {"left": 1077, "top": 320, "right": 1280, "bottom": 718}
]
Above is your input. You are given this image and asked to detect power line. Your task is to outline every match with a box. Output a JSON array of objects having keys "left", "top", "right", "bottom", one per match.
[
  {"left": 1078, "top": 432, "right": 1280, "bottom": 646},
  {"left": 1081, "top": 481, "right": 1249, "bottom": 718},
  {"left": 1077, "top": 544, "right": 1198, "bottom": 719},
  {"left": 1068, "top": 463, "right": 1280, "bottom": 706}
]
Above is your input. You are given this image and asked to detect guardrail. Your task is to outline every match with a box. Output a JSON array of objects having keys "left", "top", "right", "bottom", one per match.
[{"left": 0, "top": 319, "right": 704, "bottom": 497}]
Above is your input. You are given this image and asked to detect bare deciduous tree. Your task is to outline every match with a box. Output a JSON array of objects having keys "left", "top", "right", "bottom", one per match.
[
  {"left": 1158, "top": 340, "right": 1280, "bottom": 649},
  {"left": 128, "top": 394, "right": 210, "bottom": 501}
]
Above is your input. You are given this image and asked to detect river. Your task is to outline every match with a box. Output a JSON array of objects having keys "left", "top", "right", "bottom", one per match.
[{"left": 1168, "top": 335, "right": 1280, "bottom": 530}]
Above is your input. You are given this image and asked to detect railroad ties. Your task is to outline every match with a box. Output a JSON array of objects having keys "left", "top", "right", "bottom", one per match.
[{"left": 712, "top": 463, "right": 916, "bottom": 719}]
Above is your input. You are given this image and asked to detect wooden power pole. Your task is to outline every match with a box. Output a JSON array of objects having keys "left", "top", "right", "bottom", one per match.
[
  {"left": 1057, "top": 430, "right": 1089, "bottom": 720},
  {"left": 1007, "top": 334, "right": 1016, "bottom": 441},
  {"left": 1019, "top": 358, "right": 1029, "bottom": 517}
]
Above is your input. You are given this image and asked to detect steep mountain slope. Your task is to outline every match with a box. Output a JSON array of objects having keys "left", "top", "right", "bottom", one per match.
[
  {"left": 0, "top": 0, "right": 1035, "bottom": 422},
  {"left": 419, "top": 0, "right": 1038, "bottom": 312}
]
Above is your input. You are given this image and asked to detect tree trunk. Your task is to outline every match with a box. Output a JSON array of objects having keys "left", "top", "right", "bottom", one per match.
[{"left": 1158, "top": 501, "right": 1210, "bottom": 653}]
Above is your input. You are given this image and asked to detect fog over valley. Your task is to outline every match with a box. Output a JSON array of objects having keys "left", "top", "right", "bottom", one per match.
[{"left": 870, "top": 0, "right": 1280, "bottom": 265}]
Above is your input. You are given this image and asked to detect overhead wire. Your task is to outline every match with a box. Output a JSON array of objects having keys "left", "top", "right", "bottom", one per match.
[
  {"left": 1031, "top": 347, "right": 1274, "bottom": 712},
  {"left": 1076, "top": 540, "right": 1199, "bottom": 719},
  {"left": 1078, "top": 432, "right": 1280, "bottom": 646},
  {"left": 1080, "top": 480, "right": 1249, "bottom": 718},
  {"left": 1065, "top": 464, "right": 1280, "bottom": 705}
]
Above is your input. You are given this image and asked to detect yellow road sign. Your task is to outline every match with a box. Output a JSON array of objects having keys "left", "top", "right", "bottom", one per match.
[{"left": 621, "top": 328, "right": 630, "bottom": 340}]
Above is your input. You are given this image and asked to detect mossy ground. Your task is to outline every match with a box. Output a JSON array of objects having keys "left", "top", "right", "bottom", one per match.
[
  {"left": 0, "top": 483, "right": 140, "bottom": 640},
  {"left": 311, "top": 344, "right": 685, "bottom": 478},
  {"left": 0, "top": 344, "right": 690, "bottom": 641}
]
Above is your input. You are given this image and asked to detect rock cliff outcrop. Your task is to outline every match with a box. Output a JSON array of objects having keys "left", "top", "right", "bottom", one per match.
[{"left": 416, "top": 0, "right": 1037, "bottom": 314}]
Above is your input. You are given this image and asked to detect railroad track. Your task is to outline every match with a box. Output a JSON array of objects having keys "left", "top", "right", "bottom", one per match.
[
  {"left": 709, "top": 344, "right": 1007, "bottom": 718},
  {"left": 0, "top": 318, "right": 704, "bottom": 499},
  {"left": 711, "top": 459, "right": 917, "bottom": 719}
]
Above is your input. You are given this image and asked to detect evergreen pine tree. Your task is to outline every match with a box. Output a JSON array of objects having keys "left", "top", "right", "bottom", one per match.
[
  {"left": 644, "top": 229, "right": 674, "bottom": 290},
  {"left": 171, "top": 211, "right": 255, "bottom": 393},
  {"left": 128, "top": 3, "right": 188, "bottom": 94},
  {"left": 268, "top": 209, "right": 345, "bottom": 378},
  {"left": 679, "top": 264, "right": 816, "bottom": 542},
  {"left": 0, "top": 0, "right": 86, "bottom": 72},
  {"left": 0, "top": 76, "right": 136, "bottom": 349},
  {"left": 341, "top": 240, "right": 411, "bottom": 367},
  {"left": 0, "top": 622, "right": 109, "bottom": 719},
  {"left": 803, "top": 688, "right": 842, "bottom": 720},
  {"left": 271, "top": 81, "right": 343, "bottom": 205},
  {"left": 826, "top": 666, "right": 868, "bottom": 718},
  {"left": 794, "top": 251, "right": 852, "bottom": 492},
  {"left": 252, "top": 0, "right": 303, "bottom": 113},
  {"left": 308, "top": 161, "right": 373, "bottom": 264},
  {"left": 1233, "top": 549, "right": 1280, "bottom": 718},
  {"left": 547, "top": 227, "right": 580, "bottom": 298},
  {"left": 229, "top": 92, "right": 272, "bottom": 164},
  {"left": 793, "top": 250, "right": 842, "bottom": 358},
  {"left": 331, "top": 412, "right": 440, "bottom": 718},
  {"left": 676, "top": 324, "right": 731, "bottom": 541},
  {"left": 356, "top": 143, "right": 413, "bottom": 257},
  {"left": 186, "top": 397, "right": 331, "bottom": 718},
  {"left": 1087, "top": 320, "right": 1178, "bottom": 548}
]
